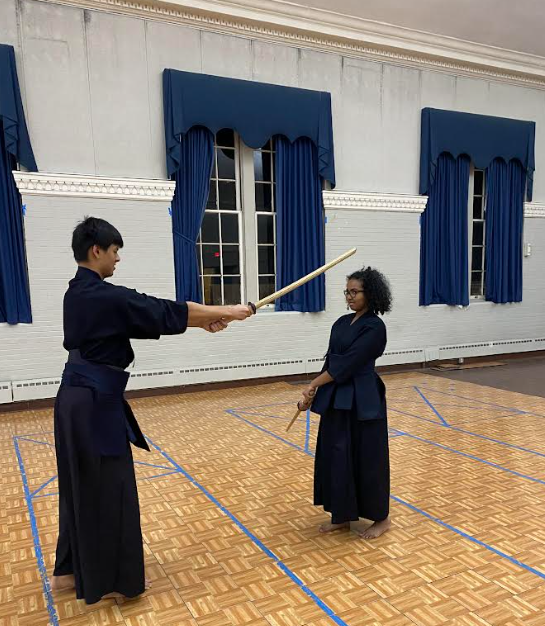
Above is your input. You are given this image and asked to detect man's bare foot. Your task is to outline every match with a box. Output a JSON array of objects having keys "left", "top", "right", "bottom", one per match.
[
  {"left": 319, "top": 521, "right": 350, "bottom": 533},
  {"left": 51, "top": 574, "right": 75, "bottom": 591},
  {"left": 357, "top": 517, "right": 391, "bottom": 539}
]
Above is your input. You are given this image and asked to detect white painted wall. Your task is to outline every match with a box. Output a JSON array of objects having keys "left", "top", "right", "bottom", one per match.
[{"left": 1, "top": 0, "right": 545, "bottom": 393}]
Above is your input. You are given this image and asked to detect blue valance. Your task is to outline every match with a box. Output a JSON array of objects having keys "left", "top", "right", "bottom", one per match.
[
  {"left": 420, "top": 108, "right": 535, "bottom": 201},
  {"left": 163, "top": 69, "right": 335, "bottom": 186},
  {"left": 0, "top": 44, "right": 37, "bottom": 171}
]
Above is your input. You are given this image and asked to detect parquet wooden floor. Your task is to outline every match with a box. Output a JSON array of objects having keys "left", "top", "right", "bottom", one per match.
[{"left": 2, "top": 372, "right": 545, "bottom": 626}]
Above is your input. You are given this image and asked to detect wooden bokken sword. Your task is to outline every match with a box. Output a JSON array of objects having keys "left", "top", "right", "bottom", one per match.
[
  {"left": 247, "top": 246, "right": 357, "bottom": 432},
  {"left": 248, "top": 247, "right": 357, "bottom": 313}
]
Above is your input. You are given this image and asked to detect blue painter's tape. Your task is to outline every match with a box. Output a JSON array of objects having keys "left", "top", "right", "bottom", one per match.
[
  {"left": 304, "top": 409, "right": 311, "bottom": 453},
  {"left": 394, "top": 429, "right": 545, "bottom": 486},
  {"left": 14, "top": 437, "right": 59, "bottom": 626},
  {"left": 224, "top": 402, "right": 545, "bottom": 584},
  {"left": 17, "top": 437, "right": 55, "bottom": 447},
  {"left": 134, "top": 460, "right": 174, "bottom": 471},
  {"left": 392, "top": 495, "right": 545, "bottom": 580},
  {"left": 31, "top": 475, "right": 58, "bottom": 498},
  {"left": 414, "top": 386, "right": 449, "bottom": 426},
  {"left": 145, "top": 434, "right": 348, "bottom": 626},
  {"left": 146, "top": 470, "right": 180, "bottom": 480}
]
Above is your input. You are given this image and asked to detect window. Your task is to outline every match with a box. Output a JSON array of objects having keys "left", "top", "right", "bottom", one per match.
[
  {"left": 198, "top": 130, "right": 277, "bottom": 306},
  {"left": 469, "top": 168, "right": 486, "bottom": 298},
  {"left": 198, "top": 129, "right": 243, "bottom": 306}
]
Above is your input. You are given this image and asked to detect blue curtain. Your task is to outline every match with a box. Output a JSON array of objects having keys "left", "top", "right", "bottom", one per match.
[
  {"left": 0, "top": 119, "right": 32, "bottom": 323},
  {"left": 171, "top": 127, "right": 214, "bottom": 303},
  {"left": 420, "top": 154, "right": 471, "bottom": 306},
  {"left": 163, "top": 69, "right": 335, "bottom": 186},
  {"left": 275, "top": 136, "right": 325, "bottom": 312},
  {"left": 484, "top": 159, "right": 526, "bottom": 303},
  {"left": 420, "top": 108, "right": 535, "bottom": 200}
]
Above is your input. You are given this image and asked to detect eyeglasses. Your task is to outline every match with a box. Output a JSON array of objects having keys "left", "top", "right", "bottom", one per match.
[{"left": 343, "top": 289, "right": 364, "bottom": 299}]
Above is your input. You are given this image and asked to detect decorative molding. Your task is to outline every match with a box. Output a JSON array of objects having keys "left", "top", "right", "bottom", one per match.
[
  {"left": 12, "top": 172, "right": 176, "bottom": 201},
  {"left": 525, "top": 202, "right": 545, "bottom": 218},
  {"left": 41, "top": 0, "right": 545, "bottom": 89},
  {"left": 12, "top": 170, "right": 545, "bottom": 217},
  {"left": 323, "top": 191, "right": 428, "bottom": 214}
]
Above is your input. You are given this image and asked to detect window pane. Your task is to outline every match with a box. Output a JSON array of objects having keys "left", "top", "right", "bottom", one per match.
[
  {"left": 202, "top": 276, "right": 222, "bottom": 305},
  {"left": 255, "top": 183, "right": 273, "bottom": 211},
  {"left": 258, "top": 246, "right": 275, "bottom": 274},
  {"left": 218, "top": 181, "right": 237, "bottom": 210},
  {"left": 197, "top": 243, "right": 202, "bottom": 273},
  {"left": 220, "top": 213, "right": 239, "bottom": 244},
  {"left": 216, "top": 128, "right": 234, "bottom": 147},
  {"left": 257, "top": 215, "right": 274, "bottom": 244},
  {"left": 474, "top": 170, "right": 484, "bottom": 196},
  {"left": 253, "top": 151, "right": 263, "bottom": 182},
  {"left": 472, "top": 246, "right": 483, "bottom": 271},
  {"left": 201, "top": 212, "right": 219, "bottom": 243},
  {"left": 472, "top": 221, "right": 484, "bottom": 245},
  {"left": 259, "top": 276, "right": 275, "bottom": 300},
  {"left": 206, "top": 183, "right": 217, "bottom": 210},
  {"left": 222, "top": 245, "right": 240, "bottom": 274},
  {"left": 473, "top": 197, "right": 482, "bottom": 220},
  {"left": 223, "top": 276, "right": 241, "bottom": 304},
  {"left": 202, "top": 245, "right": 221, "bottom": 274},
  {"left": 261, "top": 139, "right": 272, "bottom": 151},
  {"left": 470, "top": 272, "right": 483, "bottom": 297},
  {"left": 254, "top": 151, "right": 272, "bottom": 182},
  {"left": 217, "top": 148, "right": 236, "bottom": 179}
]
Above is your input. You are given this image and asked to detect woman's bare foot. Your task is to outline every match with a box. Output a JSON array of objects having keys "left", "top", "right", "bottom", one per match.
[
  {"left": 145, "top": 579, "right": 152, "bottom": 590},
  {"left": 357, "top": 517, "right": 391, "bottom": 539},
  {"left": 51, "top": 574, "right": 75, "bottom": 591},
  {"left": 319, "top": 521, "right": 350, "bottom": 533}
]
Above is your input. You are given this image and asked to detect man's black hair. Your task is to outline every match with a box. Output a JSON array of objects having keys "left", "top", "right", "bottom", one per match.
[{"left": 72, "top": 216, "right": 124, "bottom": 262}]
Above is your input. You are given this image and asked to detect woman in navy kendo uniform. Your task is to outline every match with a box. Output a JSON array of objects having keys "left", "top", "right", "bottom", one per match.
[{"left": 299, "top": 266, "right": 392, "bottom": 539}]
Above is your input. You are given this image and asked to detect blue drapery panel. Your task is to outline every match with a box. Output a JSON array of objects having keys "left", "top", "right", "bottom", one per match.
[
  {"left": 171, "top": 127, "right": 214, "bottom": 303},
  {"left": 0, "top": 44, "right": 37, "bottom": 171},
  {"left": 0, "top": 44, "right": 35, "bottom": 324},
  {"left": 484, "top": 159, "right": 526, "bottom": 303},
  {"left": 420, "top": 154, "right": 471, "bottom": 306},
  {"left": 275, "top": 136, "right": 325, "bottom": 312},
  {"left": 0, "top": 120, "right": 32, "bottom": 323},
  {"left": 420, "top": 108, "right": 535, "bottom": 201},
  {"left": 163, "top": 69, "right": 335, "bottom": 186}
]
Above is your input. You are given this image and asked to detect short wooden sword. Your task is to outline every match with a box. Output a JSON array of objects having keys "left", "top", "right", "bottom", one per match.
[{"left": 247, "top": 246, "right": 357, "bottom": 432}]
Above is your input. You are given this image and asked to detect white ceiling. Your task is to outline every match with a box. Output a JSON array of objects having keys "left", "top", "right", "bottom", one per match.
[{"left": 279, "top": 0, "right": 545, "bottom": 57}]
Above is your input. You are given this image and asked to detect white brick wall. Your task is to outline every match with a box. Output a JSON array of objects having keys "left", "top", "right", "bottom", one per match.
[
  {"left": 2, "top": 197, "right": 544, "bottom": 388},
  {"left": 1, "top": 1, "right": 545, "bottom": 397}
]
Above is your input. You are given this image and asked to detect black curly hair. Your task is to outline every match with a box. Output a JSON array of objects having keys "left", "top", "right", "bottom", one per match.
[{"left": 347, "top": 266, "right": 392, "bottom": 315}]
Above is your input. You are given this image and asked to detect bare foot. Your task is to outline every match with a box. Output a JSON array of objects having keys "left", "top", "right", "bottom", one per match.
[
  {"left": 102, "top": 591, "right": 124, "bottom": 599},
  {"left": 319, "top": 521, "right": 350, "bottom": 534},
  {"left": 51, "top": 574, "right": 75, "bottom": 591},
  {"left": 357, "top": 517, "right": 391, "bottom": 540},
  {"left": 145, "top": 579, "right": 152, "bottom": 590}
]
